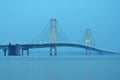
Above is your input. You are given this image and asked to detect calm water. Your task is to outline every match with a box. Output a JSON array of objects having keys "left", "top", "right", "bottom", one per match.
[{"left": 0, "top": 55, "right": 120, "bottom": 80}]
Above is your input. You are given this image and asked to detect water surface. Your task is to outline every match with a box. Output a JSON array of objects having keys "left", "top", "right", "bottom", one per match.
[{"left": 0, "top": 56, "right": 120, "bottom": 80}]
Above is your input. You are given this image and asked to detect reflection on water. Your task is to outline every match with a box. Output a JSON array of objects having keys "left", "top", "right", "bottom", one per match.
[{"left": 0, "top": 55, "right": 120, "bottom": 80}]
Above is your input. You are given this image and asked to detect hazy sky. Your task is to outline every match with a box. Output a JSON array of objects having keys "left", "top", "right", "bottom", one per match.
[{"left": 0, "top": 0, "right": 120, "bottom": 52}]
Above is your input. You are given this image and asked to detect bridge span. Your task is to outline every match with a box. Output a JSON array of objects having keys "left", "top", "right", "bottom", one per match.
[{"left": 0, "top": 43, "right": 119, "bottom": 56}]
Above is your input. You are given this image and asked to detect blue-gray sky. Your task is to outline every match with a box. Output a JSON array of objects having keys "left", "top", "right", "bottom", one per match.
[{"left": 0, "top": 0, "right": 120, "bottom": 52}]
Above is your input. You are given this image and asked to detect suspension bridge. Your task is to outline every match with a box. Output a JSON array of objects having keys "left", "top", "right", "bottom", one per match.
[{"left": 0, "top": 18, "right": 119, "bottom": 56}]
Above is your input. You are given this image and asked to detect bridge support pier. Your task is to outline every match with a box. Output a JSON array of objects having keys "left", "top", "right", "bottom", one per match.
[
  {"left": 22, "top": 49, "right": 23, "bottom": 56},
  {"left": 8, "top": 43, "right": 20, "bottom": 56},
  {"left": 54, "top": 47, "right": 57, "bottom": 56},
  {"left": 50, "top": 47, "right": 52, "bottom": 56},
  {"left": 50, "top": 46, "right": 57, "bottom": 56},
  {"left": 86, "top": 49, "right": 90, "bottom": 55},
  {"left": 22, "top": 49, "right": 29, "bottom": 56},
  {"left": 3, "top": 48, "right": 7, "bottom": 56},
  {"left": 86, "top": 47, "right": 91, "bottom": 55},
  {"left": 100, "top": 51, "right": 103, "bottom": 55},
  {"left": 27, "top": 49, "right": 29, "bottom": 56}
]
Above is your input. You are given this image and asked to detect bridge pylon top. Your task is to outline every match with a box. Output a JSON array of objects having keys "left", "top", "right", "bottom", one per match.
[
  {"left": 50, "top": 18, "right": 57, "bottom": 44},
  {"left": 85, "top": 28, "right": 91, "bottom": 46}
]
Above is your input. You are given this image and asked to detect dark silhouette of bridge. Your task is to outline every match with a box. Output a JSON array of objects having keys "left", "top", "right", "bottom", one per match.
[{"left": 0, "top": 18, "right": 119, "bottom": 56}]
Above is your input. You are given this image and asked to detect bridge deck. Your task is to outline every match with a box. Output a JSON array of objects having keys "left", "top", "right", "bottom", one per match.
[{"left": 0, "top": 43, "right": 119, "bottom": 55}]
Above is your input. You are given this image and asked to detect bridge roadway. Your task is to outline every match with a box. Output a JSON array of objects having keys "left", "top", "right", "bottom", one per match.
[{"left": 0, "top": 43, "right": 119, "bottom": 55}]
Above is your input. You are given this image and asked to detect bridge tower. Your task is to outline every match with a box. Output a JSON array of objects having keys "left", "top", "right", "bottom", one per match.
[
  {"left": 85, "top": 29, "right": 91, "bottom": 55},
  {"left": 50, "top": 18, "right": 57, "bottom": 56}
]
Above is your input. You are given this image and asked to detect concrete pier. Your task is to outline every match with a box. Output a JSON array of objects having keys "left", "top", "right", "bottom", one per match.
[{"left": 8, "top": 43, "right": 20, "bottom": 56}]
